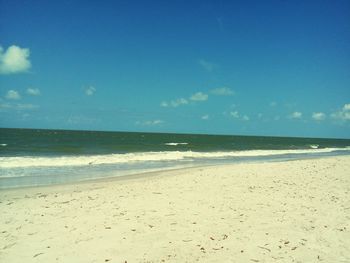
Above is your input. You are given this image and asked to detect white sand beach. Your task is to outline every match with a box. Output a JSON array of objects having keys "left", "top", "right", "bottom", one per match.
[{"left": 1, "top": 156, "right": 350, "bottom": 263}]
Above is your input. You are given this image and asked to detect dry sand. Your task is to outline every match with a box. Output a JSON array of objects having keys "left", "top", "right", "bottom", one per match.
[{"left": 1, "top": 156, "right": 350, "bottom": 262}]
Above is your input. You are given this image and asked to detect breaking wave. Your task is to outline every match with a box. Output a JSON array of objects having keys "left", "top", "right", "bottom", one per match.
[
  {"left": 164, "top": 142, "right": 189, "bottom": 146},
  {"left": 1, "top": 147, "right": 349, "bottom": 169}
]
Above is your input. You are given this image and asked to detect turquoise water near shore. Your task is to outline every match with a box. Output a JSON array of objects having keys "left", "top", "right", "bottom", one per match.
[{"left": 1, "top": 128, "right": 350, "bottom": 189}]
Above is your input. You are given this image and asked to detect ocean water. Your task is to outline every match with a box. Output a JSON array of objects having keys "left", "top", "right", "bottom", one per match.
[{"left": 1, "top": 128, "right": 350, "bottom": 189}]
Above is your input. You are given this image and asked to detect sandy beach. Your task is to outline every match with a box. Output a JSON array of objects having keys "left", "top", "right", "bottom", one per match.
[{"left": 1, "top": 156, "right": 350, "bottom": 263}]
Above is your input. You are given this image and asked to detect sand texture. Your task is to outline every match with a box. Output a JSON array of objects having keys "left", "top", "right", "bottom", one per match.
[{"left": 1, "top": 156, "right": 350, "bottom": 262}]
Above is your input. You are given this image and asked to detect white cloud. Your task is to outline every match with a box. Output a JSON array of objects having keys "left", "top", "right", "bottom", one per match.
[
  {"left": 0, "top": 45, "right": 31, "bottom": 74},
  {"left": 211, "top": 87, "right": 234, "bottom": 96},
  {"left": 0, "top": 102, "right": 38, "bottom": 110},
  {"left": 0, "top": 102, "right": 11, "bottom": 110},
  {"left": 289, "top": 111, "right": 302, "bottom": 119},
  {"left": 331, "top": 111, "right": 350, "bottom": 121},
  {"left": 26, "top": 88, "right": 40, "bottom": 96},
  {"left": 201, "top": 114, "right": 209, "bottom": 120},
  {"left": 161, "top": 92, "right": 208, "bottom": 108},
  {"left": 136, "top": 120, "right": 164, "bottom": 126},
  {"left": 228, "top": 111, "right": 250, "bottom": 121},
  {"left": 312, "top": 112, "right": 326, "bottom": 121},
  {"left": 5, "top": 90, "right": 21, "bottom": 100},
  {"left": 85, "top": 86, "right": 96, "bottom": 96},
  {"left": 198, "top": 59, "right": 216, "bottom": 72},
  {"left": 150, "top": 120, "right": 163, "bottom": 125},
  {"left": 230, "top": 111, "right": 239, "bottom": 118},
  {"left": 331, "top": 103, "right": 350, "bottom": 121},
  {"left": 242, "top": 115, "right": 250, "bottom": 121},
  {"left": 343, "top": 104, "right": 350, "bottom": 111},
  {"left": 172, "top": 98, "right": 188, "bottom": 106},
  {"left": 16, "top": 103, "right": 39, "bottom": 110},
  {"left": 161, "top": 98, "right": 188, "bottom": 108},
  {"left": 190, "top": 92, "right": 208, "bottom": 101}
]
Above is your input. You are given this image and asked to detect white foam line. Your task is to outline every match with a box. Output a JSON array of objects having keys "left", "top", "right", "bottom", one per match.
[
  {"left": 1, "top": 148, "right": 349, "bottom": 169},
  {"left": 165, "top": 142, "right": 188, "bottom": 146}
]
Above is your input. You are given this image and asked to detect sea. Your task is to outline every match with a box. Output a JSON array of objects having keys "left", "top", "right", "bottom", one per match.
[{"left": 1, "top": 128, "right": 350, "bottom": 189}]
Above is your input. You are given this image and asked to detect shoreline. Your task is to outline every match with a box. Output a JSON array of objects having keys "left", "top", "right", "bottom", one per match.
[
  {"left": 1, "top": 156, "right": 350, "bottom": 262},
  {"left": 1, "top": 153, "right": 349, "bottom": 192}
]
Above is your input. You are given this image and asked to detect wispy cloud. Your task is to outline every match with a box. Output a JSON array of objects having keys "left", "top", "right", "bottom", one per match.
[
  {"left": 331, "top": 103, "right": 350, "bottom": 121},
  {"left": 201, "top": 114, "right": 209, "bottom": 120},
  {"left": 136, "top": 119, "right": 164, "bottom": 126},
  {"left": 269, "top": 101, "right": 277, "bottom": 107},
  {"left": 85, "top": 86, "right": 96, "bottom": 96},
  {"left": 0, "top": 102, "right": 39, "bottom": 111},
  {"left": 229, "top": 111, "right": 239, "bottom": 118},
  {"left": 242, "top": 115, "right": 250, "bottom": 121},
  {"left": 161, "top": 98, "right": 188, "bottom": 108},
  {"left": 0, "top": 45, "right": 31, "bottom": 74},
  {"left": 190, "top": 92, "right": 208, "bottom": 101},
  {"left": 210, "top": 87, "right": 234, "bottom": 96},
  {"left": 228, "top": 111, "right": 250, "bottom": 121},
  {"left": 26, "top": 88, "right": 41, "bottom": 96},
  {"left": 0, "top": 101, "right": 11, "bottom": 110},
  {"left": 5, "top": 90, "right": 21, "bottom": 100},
  {"left": 198, "top": 59, "right": 216, "bottom": 72},
  {"left": 161, "top": 92, "right": 208, "bottom": 108},
  {"left": 16, "top": 103, "right": 39, "bottom": 110},
  {"left": 160, "top": 101, "right": 168, "bottom": 107},
  {"left": 312, "top": 112, "right": 326, "bottom": 121},
  {"left": 289, "top": 111, "right": 302, "bottom": 119}
]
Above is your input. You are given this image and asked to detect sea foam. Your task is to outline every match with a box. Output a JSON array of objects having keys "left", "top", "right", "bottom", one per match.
[
  {"left": 164, "top": 142, "right": 189, "bottom": 146},
  {"left": 0, "top": 148, "right": 348, "bottom": 169}
]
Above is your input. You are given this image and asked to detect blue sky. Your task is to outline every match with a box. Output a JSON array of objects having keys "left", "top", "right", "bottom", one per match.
[{"left": 0, "top": 0, "right": 349, "bottom": 138}]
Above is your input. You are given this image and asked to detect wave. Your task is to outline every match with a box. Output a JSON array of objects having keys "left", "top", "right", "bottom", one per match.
[
  {"left": 1, "top": 148, "right": 349, "bottom": 169},
  {"left": 309, "top": 144, "right": 319, "bottom": 149},
  {"left": 0, "top": 144, "right": 7, "bottom": 147},
  {"left": 164, "top": 142, "right": 189, "bottom": 146}
]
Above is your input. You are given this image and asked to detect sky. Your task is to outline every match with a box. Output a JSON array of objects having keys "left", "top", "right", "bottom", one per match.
[{"left": 0, "top": 0, "right": 349, "bottom": 138}]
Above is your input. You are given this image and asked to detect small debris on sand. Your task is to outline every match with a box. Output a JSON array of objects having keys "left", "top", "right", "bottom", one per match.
[{"left": 33, "top": 252, "right": 44, "bottom": 258}]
